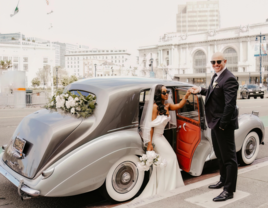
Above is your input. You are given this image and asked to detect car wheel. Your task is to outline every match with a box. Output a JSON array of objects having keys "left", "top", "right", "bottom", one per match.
[
  {"left": 246, "top": 93, "right": 250, "bottom": 99},
  {"left": 254, "top": 96, "right": 257, "bottom": 99},
  {"left": 261, "top": 95, "right": 264, "bottom": 99},
  {"left": 102, "top": 155, "right": 147, "bottom": 202},
  {"left": 238, "top": 132, "right": 260, "bottom": 166},
  {"left": 241, "top": 93, "right": 244, "bottom": 99}
]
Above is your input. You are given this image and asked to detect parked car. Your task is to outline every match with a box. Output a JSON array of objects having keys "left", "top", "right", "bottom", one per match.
[
  {"left": 0, "top": 77, "right": 265, "bottom": 202},
  {"left": 240, "top": 84, "right": 265, "bottom": 99}
]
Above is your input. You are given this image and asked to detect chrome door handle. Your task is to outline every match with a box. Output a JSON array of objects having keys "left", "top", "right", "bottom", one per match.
[
  {"left": 177, "top": 125, "right": 181, "bottom": 132},
  {"left": 183, "top": 123, "right": 187, "bottom": 131}
]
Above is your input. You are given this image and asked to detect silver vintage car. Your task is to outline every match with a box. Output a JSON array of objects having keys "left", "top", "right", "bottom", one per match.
[{"left": 0, "top": 77, "right": 265, "bottom": 202}]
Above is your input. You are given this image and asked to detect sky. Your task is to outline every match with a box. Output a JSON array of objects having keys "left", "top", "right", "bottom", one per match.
[{"left": 0, "top": 0, "right": 268, "bottom": 58}]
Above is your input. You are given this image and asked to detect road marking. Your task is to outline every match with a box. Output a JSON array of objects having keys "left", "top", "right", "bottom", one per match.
[
  {"left": 117, "top": 161, "right": 268, "bottom": 208},
  {"left": 0, "top": 116, "right": 25, "bottom": 119},
  {"left": 185, "top": 190, "right": 250, "bottom": 208}
]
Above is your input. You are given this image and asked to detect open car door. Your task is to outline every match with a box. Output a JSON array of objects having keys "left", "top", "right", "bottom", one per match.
[{"left": 175, "top": 87, "right": 202, "bottom": 173}]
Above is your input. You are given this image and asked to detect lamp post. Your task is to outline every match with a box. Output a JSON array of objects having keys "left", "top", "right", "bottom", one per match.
[
  {"left": 149, "top": 58, "right": 155, "bottom": 78},
  {"left": 111, "top": 67, "right": 113, "bottom": 76},
  {"left": 94, "top": 64, "right": 97, "bottom": 77},
  {"left": 255, "top": 33, "right": 266, "bottom": 85},
  {"left": 56, "top": 67, "right": 58, "bottom": 91}
]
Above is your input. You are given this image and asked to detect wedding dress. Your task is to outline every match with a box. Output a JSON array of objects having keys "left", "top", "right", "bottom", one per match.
[{"left": 137, "top": 114, "right": 185, "bottom": 199}]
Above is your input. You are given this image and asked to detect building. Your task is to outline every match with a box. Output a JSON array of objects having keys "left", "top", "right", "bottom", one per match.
[
  {"left": 65, "top": 49, "right": 132, "bottom": 78},
  {"left": 0, "top": 43, "right": 56, "bottom": 87},
  {"left": 176, "top": 0, "right": 220, "bottom": 34},
  {"left": 138, "top": 22, "right": 268, "bottom": 86},
  {"left": 0, "top": 33, "right": 25, "bottom": 42}
]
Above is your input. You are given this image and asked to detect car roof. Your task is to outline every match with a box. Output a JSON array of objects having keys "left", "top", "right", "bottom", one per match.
[{"left": 71, "top": 77, "right": 192, "bottom": 91}]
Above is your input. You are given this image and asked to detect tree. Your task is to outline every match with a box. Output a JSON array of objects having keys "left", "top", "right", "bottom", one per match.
[
  {"left": 32, "top": 77, "right": 40, "bottom": 87},
  {"left": 0, "top": 60, "right": 12, "bottom": 70},
  {"left": 36, "top": 65, "right": 50, "bottom": 88},
  {"left": 69, "top": 75, "right": 78, "bottom": 84},
  {"left": 61, "top": 76, "right": 69, "bottom": 86},
  {"left": 11, "top": 37, "right": 16, "bottom": 40}
]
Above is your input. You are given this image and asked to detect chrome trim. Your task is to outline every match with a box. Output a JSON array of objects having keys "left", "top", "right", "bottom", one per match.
[
  {"left": 0, "top": 165, "right": 40, "bottom": 197},
  {"left": 107, "top": 124, "right": 138, "bottom": 133},
  {"left": 42, "top": 168, "right": 55, "bottom": 179},
  {"left": 252, "top": 111, "right": 259, "bottom": 117}
]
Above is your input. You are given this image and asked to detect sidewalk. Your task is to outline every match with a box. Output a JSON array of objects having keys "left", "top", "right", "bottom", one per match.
[{"left": 117, "top": 160, "right": 268, "bottom": 208}]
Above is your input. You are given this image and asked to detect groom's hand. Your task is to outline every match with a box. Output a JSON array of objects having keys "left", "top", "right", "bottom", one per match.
[{"left": 189, "top": 86, "right": 200, "bottom": 94}]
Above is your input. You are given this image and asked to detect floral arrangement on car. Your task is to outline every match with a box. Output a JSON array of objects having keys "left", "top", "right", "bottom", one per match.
[
  {"left": 45, "top": 91, "right": 96, "bottom": 118},
  {"left": 137, "top": 151, "right": 167, "bottom": 171}
]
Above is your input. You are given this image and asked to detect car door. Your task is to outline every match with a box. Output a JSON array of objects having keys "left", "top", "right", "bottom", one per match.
[{"left": 175, "top": 87, "right": 202, "bottom": 173}]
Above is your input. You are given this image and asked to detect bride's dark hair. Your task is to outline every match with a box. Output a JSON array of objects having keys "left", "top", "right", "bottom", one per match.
[{"left": 154, "top": 85, "right": 167, "bottom": 115}]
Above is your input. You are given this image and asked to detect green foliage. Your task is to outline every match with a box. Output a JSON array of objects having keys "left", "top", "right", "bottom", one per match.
[
  {"left": 69, "top": 75, "right": 78, "bottom": 84},
  {"left": 45, "top": 91, "right": 97, "bottom": 119},
  {"left": 61, "top": 76, "right": 69, "bottom": 86},
  {"left": 32, "top": 77, "right": 40, "bottom": 87}
]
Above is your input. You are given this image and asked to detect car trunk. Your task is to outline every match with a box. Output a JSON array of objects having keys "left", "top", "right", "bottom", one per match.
[{"left": 2, "top": 109, "right": 83, "bottom": 179}]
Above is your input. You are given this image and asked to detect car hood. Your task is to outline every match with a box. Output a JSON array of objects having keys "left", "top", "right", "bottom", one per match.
[{"left": 2, "top": 109, "right": 84, "bottom": 178}]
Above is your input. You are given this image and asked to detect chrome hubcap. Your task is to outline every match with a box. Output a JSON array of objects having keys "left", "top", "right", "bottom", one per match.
[
  {"left": 112, "top": 161, "right": 138, "bottom": 194},
  {"left": 244, "top": 136, "right": 257, "bottom": 159}
]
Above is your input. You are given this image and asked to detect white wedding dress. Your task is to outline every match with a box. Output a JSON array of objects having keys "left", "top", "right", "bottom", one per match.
[{"left": 137, "top": 114, "right": 184, "bottom": 199}]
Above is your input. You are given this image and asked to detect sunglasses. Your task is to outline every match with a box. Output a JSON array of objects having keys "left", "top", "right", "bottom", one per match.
[
  {"left": 162, "top": 91, "right": 170, "bottom": 95},
  {"left": 210, "top": 60, "right": 225, "bottom": 65}
]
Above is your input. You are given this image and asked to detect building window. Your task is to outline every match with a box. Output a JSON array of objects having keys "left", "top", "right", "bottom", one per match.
[
  {"left": 13, "top": 64, "right": 18, "bottom": 70},
  {"left": 23, "top": 64, "right": 28, "bottom": 71},
  {"left": 13, "top": 57, "right": 18, "bottom": 62},
  {"left": 166, "top": 60, "right": 169, "bottom": 66},
  {"left": 256, "top": 55, "right": 268, "bottom": 72},
  {"left": 167, "top": 51, "right": 169, "bottom": 55},
  {"left": 23, "top": 57, "right": 28, "bottom": 62},
  {"left": 193, "top": 50, "right": 206, "bottom": 73},
  {"left": 223, "top": 48, "right": 238, "bottom": 72}
]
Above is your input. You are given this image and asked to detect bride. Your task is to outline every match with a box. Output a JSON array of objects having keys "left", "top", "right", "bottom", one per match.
[{"left": 137, "top": 84, "right": 192, "bottom": 199}]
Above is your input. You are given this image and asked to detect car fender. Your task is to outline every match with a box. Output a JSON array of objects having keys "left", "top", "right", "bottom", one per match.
[
  {"left": 29, "top": 129, "right": 144, "bottom": 197},
  {"left": 235, "top": 114, "right": 265, "bottom": 152}
]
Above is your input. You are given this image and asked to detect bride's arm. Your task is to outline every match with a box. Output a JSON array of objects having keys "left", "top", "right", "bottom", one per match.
[
  {"left": 169, "top": 89, "right": 192, "bottom": 111},
  {"left": 147, "top": 104, "right": 158, "bottom": 151}
]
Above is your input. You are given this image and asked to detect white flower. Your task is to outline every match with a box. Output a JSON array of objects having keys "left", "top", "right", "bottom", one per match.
[
  {"left": 142, "top": 154, "right": 147, "bottom": 161},
  {"left": 146, "top": 151, "right": 157, "bottom": 160},
  {"left": 75, "top": 97, "right": 79, "bottom": 101},
  {"left": 76, "top": 107, "right": 81, "bottom": 111},
  {"left": 71, "top": 107, "right": 75, "bottom": 114},
  {"left": 64, "top": 94, "right": 69, "bottom": 98},
  {"left": 56, "top": 96, "right": 65, "bottom": 108},
  {"left": 139, "top": 157, "right": 143, "bottom": 161}
]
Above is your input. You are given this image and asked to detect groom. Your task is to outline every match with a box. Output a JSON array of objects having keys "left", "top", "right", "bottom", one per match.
[{"left": 190, "top": 52, "right": 239, "bottom": 202}]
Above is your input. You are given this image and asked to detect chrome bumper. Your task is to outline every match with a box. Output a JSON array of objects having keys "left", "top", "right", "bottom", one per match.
[{"left": 0, "top": 165, "right": 40, "bottom": 197}]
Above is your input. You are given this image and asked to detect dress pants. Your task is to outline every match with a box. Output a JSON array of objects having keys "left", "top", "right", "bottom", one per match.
[{"left": 211, "top": 125, "right": 238, "bottom": 193}]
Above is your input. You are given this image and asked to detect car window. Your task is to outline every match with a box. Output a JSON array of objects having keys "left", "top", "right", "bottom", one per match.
[
  {"left": 70, "top": 90, "right": 95, "bottom": 97},
  {"left": 176, "top": 88, "right": 199, "bottom": 121},
  {"left": 247, "top": 85, "right": 257, "bottom": 89}
]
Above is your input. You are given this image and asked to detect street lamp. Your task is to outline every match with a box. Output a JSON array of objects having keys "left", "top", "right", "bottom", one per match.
[
  {"left": 94, "top": 64, "right": 97, "bottom": 77},
  {"left": 255, "top": 33, "right": 266, "bottom": 85},
  {"left": 56, "top": 67, "right": 58, "bottom": 91},
  {"left": 149, "top": 58, "right": 155, "bottom": 78},
  {"left": 111, "top": 67, "right": 113, "bottom": 76}
]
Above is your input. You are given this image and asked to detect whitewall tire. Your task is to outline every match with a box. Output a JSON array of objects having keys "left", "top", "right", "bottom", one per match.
[
  {"left": 238, "top": 132, "right": 260, "bottom": 165},
  {"left": 105, "top": 155, "right": 145, "bottom": 202}
]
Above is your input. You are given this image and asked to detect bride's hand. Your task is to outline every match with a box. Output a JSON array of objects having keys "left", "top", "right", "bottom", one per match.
[
  {"left": 186, "top": 89, "right": 192, "bottom": 96},
  {"left": 147, "top": 143, "right": 153, "bottom": 151}
]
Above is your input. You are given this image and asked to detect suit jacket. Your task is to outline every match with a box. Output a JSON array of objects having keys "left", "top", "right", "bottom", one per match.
[{"left": 200, "top": 68, "right": 239, "bottom": 130}]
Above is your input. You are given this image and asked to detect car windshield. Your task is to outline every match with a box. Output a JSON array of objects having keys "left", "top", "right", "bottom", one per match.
[{"left": 247, "top": 85, "right": 257, "bottom": 89}]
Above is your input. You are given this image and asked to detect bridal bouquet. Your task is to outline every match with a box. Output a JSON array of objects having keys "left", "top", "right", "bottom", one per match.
[
  {"left": 137, "top": 151, "right": 167, "bottom": 171},
  {"left": 45, "top": 91, "right": 96, "bottom": 118}
]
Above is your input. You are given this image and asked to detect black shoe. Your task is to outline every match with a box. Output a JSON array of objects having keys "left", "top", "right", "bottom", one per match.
[
  {"left": 208, "top": 181, "right": 224, "bottom": 189},
  {"left": 213, "top": 190, "right": 233, "bottom": 202}
]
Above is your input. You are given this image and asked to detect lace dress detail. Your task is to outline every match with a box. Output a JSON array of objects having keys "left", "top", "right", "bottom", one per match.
[{"left": 136, "top": 115, "right": 184, "bottom": 199}]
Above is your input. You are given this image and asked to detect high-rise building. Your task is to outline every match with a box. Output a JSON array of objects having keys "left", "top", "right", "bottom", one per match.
[{"left": 176, "top": 0, "right": 220, "bottom": 34}]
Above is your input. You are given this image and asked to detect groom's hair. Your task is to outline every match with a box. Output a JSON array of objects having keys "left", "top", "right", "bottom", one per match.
[{"left": 154, "top": 85, "right": 167, "bottom": 116}]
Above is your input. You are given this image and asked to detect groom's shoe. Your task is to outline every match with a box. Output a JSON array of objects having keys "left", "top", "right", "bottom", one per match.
[
  {"left": 208, "top": 181, "right": 224, "bottom": 189},
  {"left": 213, "top": 190, "right": 233, "bottom": 202}
]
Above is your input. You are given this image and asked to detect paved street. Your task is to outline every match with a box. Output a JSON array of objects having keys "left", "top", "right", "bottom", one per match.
[{"left": 0, "top": 97, "right": 268, "bottom": 208}]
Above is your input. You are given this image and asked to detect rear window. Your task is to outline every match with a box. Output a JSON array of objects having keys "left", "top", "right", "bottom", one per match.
[{"left": 70, "top": 90, "right": 95, "bottom": 97}]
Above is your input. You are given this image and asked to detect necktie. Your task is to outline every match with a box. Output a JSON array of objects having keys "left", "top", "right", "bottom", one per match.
[{"left": 210, "top": 73, "right": 218, "bottom": 88}]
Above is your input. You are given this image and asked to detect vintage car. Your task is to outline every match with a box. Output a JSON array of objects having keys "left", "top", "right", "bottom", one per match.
[
  {"left": 240, "top": 84, "right": 265, "bottom": 99},
  {"left": 0, "top": 77, "right": 265, "bottom": 202}
]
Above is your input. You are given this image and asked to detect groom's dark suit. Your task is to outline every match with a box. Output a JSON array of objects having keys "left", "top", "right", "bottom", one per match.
[{"left": 200, "top": 68, "right": 239, "bottom": 193}]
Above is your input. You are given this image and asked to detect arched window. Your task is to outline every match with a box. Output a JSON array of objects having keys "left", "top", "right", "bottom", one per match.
[
  {"left": 223, "top": 48, "right": 238, "bottom": 72},
  {"left": 193, "top": 50, "right": 206, "bottom": 73}
]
